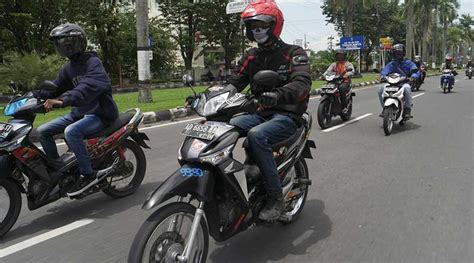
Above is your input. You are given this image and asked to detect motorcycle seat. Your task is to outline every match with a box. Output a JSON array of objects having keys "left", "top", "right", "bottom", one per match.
[{"left": 84, "top": 112, "right": 135, "bottom": 139}]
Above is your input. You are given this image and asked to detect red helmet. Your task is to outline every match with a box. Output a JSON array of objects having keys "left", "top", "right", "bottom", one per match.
[
  {"left": 445, "top": 55, "right": 453, "bottom": 62},
  {"left": 241, "top": 0, "right": 284, "bottom": 42}
]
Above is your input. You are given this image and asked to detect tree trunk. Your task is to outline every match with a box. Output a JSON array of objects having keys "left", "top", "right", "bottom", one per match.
[
  {"left": 431, "top": 9, "right": 438, "bottom": 67},
  {"left": 136, "top": 0, "right": 153, "bottom": 103},
  {"left": 405, "top": 0, "right": 415, "bottom": 60},
  {"left": 441, "top": 22, "right": 447, "bottom": 58},
  {"left": 344, "top": 0, "right": 355, "bottom": 37}
]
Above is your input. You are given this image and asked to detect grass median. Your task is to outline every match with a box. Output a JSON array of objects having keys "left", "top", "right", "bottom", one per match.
[{"left": 1, "top": 73, "right": 381, "bottom": 127}]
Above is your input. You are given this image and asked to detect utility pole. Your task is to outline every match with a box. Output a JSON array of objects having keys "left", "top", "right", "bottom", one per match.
[
  {"left": 328, "top": 36, "right": 334, "bottom": 51},
  {"left": 304, "top": 34, "right": 307, "bottom": 50},
  {"left": 136, "top": 0, "right": 153, "bottom": 103}
]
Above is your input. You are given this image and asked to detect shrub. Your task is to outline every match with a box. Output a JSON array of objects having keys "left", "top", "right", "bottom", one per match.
[{"left": 0, "top": 52, "right": 64, "bottom": 93}]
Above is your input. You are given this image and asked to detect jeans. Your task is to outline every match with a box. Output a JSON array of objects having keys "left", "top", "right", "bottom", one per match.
[
  {"left": 230, "top": 113, "right": 297, "bottom": 193},
  {"left": 338, "top": 82, "right": 351, "bottom": 108},
  {"left": 377, "top": 83, "right": 412, "bottom": 109},
  {"left": 37, "top": 114, "right": 105, "bottom": 175}
]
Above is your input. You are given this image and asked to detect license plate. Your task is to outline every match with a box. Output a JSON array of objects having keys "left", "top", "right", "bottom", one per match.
[
  {"left": 181, "top": 123, "right": 219, "bottom": 140},
  {"left": 0, "top": 123, "right": 13, "bottom": 139},
  {"left": 323, "top": 84, "right": 335, "bottom": 89}
]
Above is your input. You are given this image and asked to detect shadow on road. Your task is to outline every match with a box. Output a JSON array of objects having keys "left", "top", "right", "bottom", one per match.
[
  {"left": 2, "top": 181, "right": 161, "bottom": 243},
  {"left": 208, "top": 199, "right": 332, "bottom": 263}
]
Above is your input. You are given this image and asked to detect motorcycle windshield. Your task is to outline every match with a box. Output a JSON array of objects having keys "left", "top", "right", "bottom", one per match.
[{"left": 4, "top": 98, "right": 28, "bottom": 116}]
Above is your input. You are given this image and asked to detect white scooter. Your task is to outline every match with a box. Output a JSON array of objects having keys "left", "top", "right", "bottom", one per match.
[{"left": 381, "top": 73, "right": 412, "bottom": 136}]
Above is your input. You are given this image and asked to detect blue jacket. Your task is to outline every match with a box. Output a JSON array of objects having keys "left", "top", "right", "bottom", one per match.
[
  {"left": 36, "top": 52, "right": 119, "bottom": 123},
  {"left": 381, "top": 59, "right": 420, "bottom": 79}
]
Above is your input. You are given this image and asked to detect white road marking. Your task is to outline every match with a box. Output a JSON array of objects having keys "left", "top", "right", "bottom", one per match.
[
  {"left": 413, "top": 93, "right": 425, "bottom": 99},
  {"left": 322, "top": 113, "right": 373, "bottom": 133},
  {"left": 0, "top": 219, "right": 94, "bottom": 258}
]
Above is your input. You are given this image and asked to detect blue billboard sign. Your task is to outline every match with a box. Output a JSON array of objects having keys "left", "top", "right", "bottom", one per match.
[{"left": 340, "top": 35, "right": 365, "bottom": 50}]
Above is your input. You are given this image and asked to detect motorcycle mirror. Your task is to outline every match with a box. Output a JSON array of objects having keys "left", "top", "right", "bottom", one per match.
[
  {"left": 253, "top": 70, "right": 279, "bottom": 87},
  {"left": 39, "top": 80, "right": 58, "bottom": 92},
  {"left": 8, "top": 80, "right": 17, "bottom": 93},
  {"left": 182, "top": 74, "right": 194, "bottom": 86}
]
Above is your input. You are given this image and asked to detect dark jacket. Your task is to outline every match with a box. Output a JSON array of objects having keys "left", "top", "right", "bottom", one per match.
[
  {"left": 227, "top": 40, "right": 311, "bottom": 116},
  {"left": 36, "top": 52, "right": 119, "bottom": 123}
]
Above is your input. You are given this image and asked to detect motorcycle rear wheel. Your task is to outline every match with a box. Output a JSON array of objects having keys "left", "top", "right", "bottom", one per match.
[
  {"left": 341, "top": 102, "right": 352, "bottom": 121},
  {"left": 279, "top": 159, "right": 309, "bottom": 225},
  {"left": 129, "top": 202, "right": 209, "bottom": 263},
  {"left": 0, "top": 179, "right": 22, "bottom": 238},
  {"left": 103, "top": 139, "right": 146, "bottom": 198}
]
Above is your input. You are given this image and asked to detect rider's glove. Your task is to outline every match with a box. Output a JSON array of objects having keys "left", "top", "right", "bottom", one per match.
[{"left": 258, "top": 92, "right": 279, "bottom": 108}]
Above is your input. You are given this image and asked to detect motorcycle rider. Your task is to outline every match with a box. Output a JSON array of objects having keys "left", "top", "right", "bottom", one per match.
[
  {"left": 35, "top": 23, "right": 119, "bottom": 196},
  {"left": 322, "top": 49, "right": 354, "bottom": 114},
  {"left": 377, "top": 44, "right": 419, "bottom": 118},
  {"left": 227, "top": 0, "right": 311, "bottom": 221},
  {"left": 440, "top": 55, "right": 457, "bottom": 88},
  {"left": 466, "top": 59, "right": 472, "bottom": 76},
  {"left": 413, "top": 55, "right": 425, "bottom": 83}
]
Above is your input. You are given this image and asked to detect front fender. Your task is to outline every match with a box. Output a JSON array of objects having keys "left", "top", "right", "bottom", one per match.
[
  {"left": 384, "top": 98, "right": 399, "bottom": 108},
  {"left": 142, "top": 165, "right": 214, "bottom": 210}
]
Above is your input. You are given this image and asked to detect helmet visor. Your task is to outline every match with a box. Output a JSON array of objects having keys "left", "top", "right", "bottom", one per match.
[
  {"left": 393, "top": 50, "right": 404, "bottom": 60},
  {"left": 52, "top": 36, "right": 82, "bottom": 57}
]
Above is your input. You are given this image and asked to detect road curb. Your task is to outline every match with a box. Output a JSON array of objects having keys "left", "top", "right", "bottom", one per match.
[{"left": 28, "top": 74, "right": 443, "bottom": 143}]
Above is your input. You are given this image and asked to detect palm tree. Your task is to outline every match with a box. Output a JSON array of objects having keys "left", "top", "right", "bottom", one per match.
[
  {"left": 458, "top": 14, "right": 474, "bottom": 59},
  {"left": 404, "top": 0, "right": 417, "bottom": 59},
  {"left": 438, "top": 0, "right": 459, "bottom": 57}
]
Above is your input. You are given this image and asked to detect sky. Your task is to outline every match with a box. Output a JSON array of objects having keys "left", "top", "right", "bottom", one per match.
[{"left": 276, "top": 0, "right": 474, "bottom": 52}]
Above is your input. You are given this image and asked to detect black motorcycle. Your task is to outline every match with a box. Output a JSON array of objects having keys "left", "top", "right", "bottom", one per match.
[
  {"left": 317, "top": 72, "right": 355, "bottom": 129},
  {"left": 129, "top": 71, "right": 316, "bottom": 262},
  {"left": 0, "top": 81, "right": 149, "bottom": 238}
]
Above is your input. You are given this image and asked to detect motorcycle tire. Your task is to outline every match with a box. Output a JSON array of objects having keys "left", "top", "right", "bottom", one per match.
[
  {"left": 443, "top": 83, "right": 447, "bottom": 94},
  {"left": 383, "top": 107, "right": 394, "bottom": 136},
  {"left": 279, "top": 159, "right": 309, "bottom": 225},
  {"left": 469, "top": 74, "right": 472, "bottom": 79},
  {"left": 129, "top": 202, "right": 209, "bottom": 263},
  {"left": 102, "top": 139, "right": 146, "bottom": 198},
  {"left": 317, "top": 101, "right": 332, "bottom": 129},
  {"left": 0, "top": 179, "right": 22, "bottom": 238}
]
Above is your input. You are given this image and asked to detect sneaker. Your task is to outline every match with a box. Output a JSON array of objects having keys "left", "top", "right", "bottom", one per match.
[
  {"left": 67, "top": 173, "right": 98, "bottom": 197},
  {"left": 258, "top": 191, "right": 284, "bottom": 221},
  {"left": 403, "top": 108, "right": 411, "bottom": 119}
]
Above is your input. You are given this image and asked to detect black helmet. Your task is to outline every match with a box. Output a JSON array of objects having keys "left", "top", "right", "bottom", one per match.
[
  {"left": 414, "top": 55, "right": 422, "bottom": 63},
  {"left": 391, "top": 44, "right": 405, "bottom": 61},
  {"left": 49, "top": 23, "right": 87, "bottom": 58},
  {"left": 335, "top": 48, "right": 346, "bottom": 61}
]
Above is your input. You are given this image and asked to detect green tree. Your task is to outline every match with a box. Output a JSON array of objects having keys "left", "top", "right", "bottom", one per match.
[
  {"left": 158, "top": 0, "right": 206, "bottom": 72},
  {"left": 199, "top": 1, "right": 244, "bottom": 73},
  {"left": 0, "top": 52, "right": 64, "bottom": 92}
]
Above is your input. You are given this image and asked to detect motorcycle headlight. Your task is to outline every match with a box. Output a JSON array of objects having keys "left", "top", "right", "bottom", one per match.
[
  {"left": 200, "top": 145, "right": 233, "bottom": 165},
  {"left": 196, "top": 92, "right": 229, "bottom": 117}
]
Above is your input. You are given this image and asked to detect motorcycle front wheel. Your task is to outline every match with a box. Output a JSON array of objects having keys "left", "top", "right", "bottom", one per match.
[
  {"left": 383, "top": 107, "right": 394, "bottom": 136},
  {"left": 317, "top": 100, "right": 332, "bottom": 129},
  {"left": 443, "top": 82, "right": 447, "bottom": 94},
  {"left": 0, "top": 179, "right": 22, "bottom": 238},
  {"left": 129, "top": 202, "right": 209, "bottom": 263}
]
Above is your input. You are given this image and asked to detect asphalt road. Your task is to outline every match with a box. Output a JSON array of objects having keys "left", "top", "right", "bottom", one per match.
[{"left": 1, "top": 76, "right": 473, "bottom": 263}]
